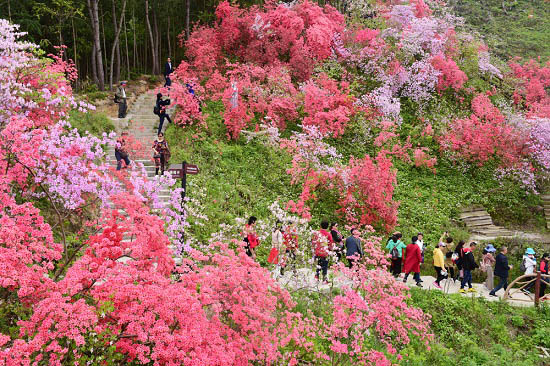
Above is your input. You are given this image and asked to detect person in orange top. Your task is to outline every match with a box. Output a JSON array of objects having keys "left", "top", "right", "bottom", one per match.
[{"left": 313, "top": 220, "right": 333, "bottom": 283}]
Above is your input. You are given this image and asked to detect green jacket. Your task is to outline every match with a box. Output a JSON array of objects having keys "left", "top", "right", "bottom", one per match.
[{"left": 386, "top": 239, "right": 406, "bottom": 258}]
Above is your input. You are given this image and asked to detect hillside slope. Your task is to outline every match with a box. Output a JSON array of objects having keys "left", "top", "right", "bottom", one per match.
[{"left": 448, "top": 0, "right": 550, "bottom": 62}]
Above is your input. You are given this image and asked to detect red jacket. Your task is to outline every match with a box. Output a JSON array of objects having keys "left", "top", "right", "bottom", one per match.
[
  {"left": 313, "top": 229, "right": 333, "bottom": 258},
  {"left": 403, "top": 243, "right": 422, "bottom": 273},
  {"left": 541, "top": 260, "right": 549, "bottom": 274}
]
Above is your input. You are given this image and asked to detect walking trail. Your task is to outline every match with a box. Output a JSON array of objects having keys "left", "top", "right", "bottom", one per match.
[
  {"left": 103, "top": 91, "right": 541, "bottom": 307},
  {"left": 274, "top": 267, "right": 541, "bottom": 307},
  {"left": 104, "top": 90, "right": 179, "bottom": 259}
]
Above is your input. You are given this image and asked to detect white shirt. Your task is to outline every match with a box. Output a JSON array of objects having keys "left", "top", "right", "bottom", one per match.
[
  {"left": 416, "top": 239, "right": 424, "bottom": 251},
  {"left": 272, "top": 230, "right": 284, "bottom": 250},
  {"left": 523, "top": 255, "right": 537, "bottom": 274}
]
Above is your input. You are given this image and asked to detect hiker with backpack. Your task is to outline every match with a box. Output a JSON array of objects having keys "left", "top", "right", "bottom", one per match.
[
  {"left": 313, "top": 221, "right": 333, "bottom": 284},
  {"left": 386, "top": 232, "right": 406, "bottom": 277},
  {"left": 114, "top": 132, "right": 130, "bottom": 171},
  {"left": 521, "top": 248, "right": 537, "bottom": 294},
  {"left": 489, "top": 246, "right": 512, "bottom": 297},
  {"left": 459, "top": 242, "right": 478, "bottom": 293},
  {"left": 155, "top": 93, "right": 172, "bottom": 135},
  {"left": 115, "top": 81, "right": 128, "bottom": 118},
  {"left": 432, "top": 241, "right": 447, "bottom": 289}
]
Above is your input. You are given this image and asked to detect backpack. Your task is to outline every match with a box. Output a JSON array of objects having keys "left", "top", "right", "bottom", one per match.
[
  {"left": 153, "top": 105, "right": 160, "bottom": 115},
  {"left": 391, "top": 246, "right": 399, "bottom": 260},
  {"left": 114, "top": 94, "right": 120, "bottom": 104},
  {"left": 520, "top": 258, "right": 526, "bottom": 272}
]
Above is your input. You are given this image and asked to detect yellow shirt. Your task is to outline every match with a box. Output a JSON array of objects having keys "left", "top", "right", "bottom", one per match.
[{"left": 433, "top": 247, "right": 445, "bottom": 268}]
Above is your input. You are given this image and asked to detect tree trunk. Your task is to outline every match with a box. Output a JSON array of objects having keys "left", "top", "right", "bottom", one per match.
[
  {"left": 101, "top": 4, "right": 108, "bottom": 86},
  {"left": 72, "top": 17, "right": 78, "bottom": 88},
  {"left": 91, "top": 43, "right": 98, "bottom": 86},
  {"left": 167, "top": 16, "right": 171, "bottom": 58},
  {"left": 133, "top": 5, "right": 136, "bottom": 71},
  {"left": 186, "top": 0, "right": 190, "bottom": 39},
  {"left": 111, "top": 0, "right": 121, "bottom": 85},
  {"left": 109, "top": 0, "right": 127, "bottom": 90},
  {"left": 145, "top": 0, "right": 157, "bottom": 75},
  {"left": 87, "top": 0, "right": 104, "bottom": 90},
  {"left": 124, "top": 12, "right": 130, "bottom": 80},
  {"left": 153, "top": 3, "right": 160, "bottom": 74}
]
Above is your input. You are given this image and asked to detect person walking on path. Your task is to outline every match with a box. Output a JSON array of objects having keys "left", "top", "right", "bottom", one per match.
[
  {"left": 522, "top": 248, "right": 537, "bottom": 294},
  {"left": 416, "top": 232, "right": 425, "bottom": 263},
  {"left": 114, "top": 132, "right": 130, "bottom": 171},
  {"left": 155, "top": 93, "right": 173, "bottom": 135},
  {"left": 345, "top": 228, "right": 363, "bottom": 268},
  {"left": 386, "top": 232, "right": 406, "bottom": 277},
  {"left": 433, "top": 241, "right": 447, "bottom": 289},
  {"left": 489, "top": 246, "right": 512, "bottom": 297},
  {"left": 283, "top": 222, "right": 299, "bottom": 273},
  {"left": 115, "top": 81, "right": 128, "bottom": 118},
  {"left": 482, "top": 244, "right": 497, "bottom": 291},
  {"left": 330, "top": 223, "right": 344, "bottom": 261},
  {"left": 459, "top": 242, "right": 478, "bottom": 293},
  {"left": 271, "top": 221, "right": 285, "bottom": 275},
  {"left": 313, "top": 221, "right": 333, "bottom": 283},
  {"left": 539, "top": 253, "right": 549, "bottom": 299},
  {"left": 152, "top": 132, "right": 170, "bottom": 175},
  {"left": 453, "top": 240, "right": 465, "bottom": 282},
  {"left": 403, "top": 235, "right": 423, "bottom": 287},
  {"left": 164, "top": 57, "right": 173, "bottom": 87},
  {"left": 243, "top": 216, "right": 259, "bottom": 259}
]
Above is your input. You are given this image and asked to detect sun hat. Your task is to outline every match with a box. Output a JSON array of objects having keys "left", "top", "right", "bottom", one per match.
[
  {"left": 525, "top": 247, "right": 536, "bottom": 255},
  {"left": 485, "top": 244, "right": 497, "bottom": 253}
]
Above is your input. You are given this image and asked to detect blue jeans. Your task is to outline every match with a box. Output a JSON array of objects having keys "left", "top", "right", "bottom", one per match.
[
  {"left": 157, "top": 113, "right": 172, "bottom": 135},
  {"left": 490, "top": 276, "right": 508, "bottom": 295},
  {"left": 115, "top": 151, "right": 130, "bottom": 170},
  {"left": 461, "top": 269, "right": 472, "bottom": 289}
]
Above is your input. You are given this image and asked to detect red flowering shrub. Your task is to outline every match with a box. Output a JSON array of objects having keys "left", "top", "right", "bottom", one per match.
[
  {"left": 431, "top": 53, "right": 468, "bottom": 92},
  {"left": 509, "top": 59, "right": 550, "bottom": 118},
  {"left": 302, "top": 73, "right": 356, "bottom": 137},
  {"left": 439, "top": 94, "right": 527, "bottom": 166}
]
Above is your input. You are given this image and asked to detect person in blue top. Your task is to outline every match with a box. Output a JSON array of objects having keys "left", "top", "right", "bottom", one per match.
[
  {"left": 489, "top": 246, "right": 513, "bottom": 297},
  {"left": 345, "top": 227, "right": 363, "bottom": 268},
  {"left": 386, "top": 232, "right": 406, "bottom": 277}
]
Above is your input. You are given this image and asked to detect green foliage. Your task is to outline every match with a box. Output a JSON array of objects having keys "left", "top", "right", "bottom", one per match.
[
  {"left": 68, "top": 110, "right": 115, "bottom": 137},
  {"left": 406, "top": 288, "right": 550, "bottom": 365},
  {"left": 165, "top": 101, "right": 299, "bottom": 245},
  {"left": 449, "top": 0, "right": 550, "bottom": 62}
]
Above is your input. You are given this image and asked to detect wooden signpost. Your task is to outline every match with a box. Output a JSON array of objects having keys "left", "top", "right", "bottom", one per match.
[{"left": 168, "top": 161, "right": 199, "bottom": 252}]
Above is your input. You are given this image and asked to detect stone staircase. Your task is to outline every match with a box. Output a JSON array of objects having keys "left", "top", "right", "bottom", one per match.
[
  {"left": 105, "top": 91, "right": 181, "bottom": 261},
  {"left": 459, "top": 206, "right": 514, "bottom": 239}
]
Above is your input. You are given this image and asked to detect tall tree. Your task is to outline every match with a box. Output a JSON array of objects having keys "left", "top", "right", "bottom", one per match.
[
  {"left": 87, "top": 0, "right": 105, "bottom": 90},
  {"left": 109, "top": 0, "right": 127, "bottom": 89},
  {"left": 145, "top": 0, "right": 159, "bottom": 74}
]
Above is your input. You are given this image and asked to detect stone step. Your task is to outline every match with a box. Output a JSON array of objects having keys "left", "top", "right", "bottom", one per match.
[{"left": 459, "top": 210, "right": 492, "bottom": 220}]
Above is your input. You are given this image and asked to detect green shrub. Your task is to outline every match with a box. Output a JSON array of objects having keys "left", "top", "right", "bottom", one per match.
[{"left": 69, "top": 110, "right": 115, "bottom": 137}]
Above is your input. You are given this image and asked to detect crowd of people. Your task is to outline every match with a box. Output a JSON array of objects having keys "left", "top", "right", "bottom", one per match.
[
  {"left": 387, "top": 231, "right": 549, "bottom": 299},
  {"left": 241, "top": 218, "right": 550, "bottom": 299}
]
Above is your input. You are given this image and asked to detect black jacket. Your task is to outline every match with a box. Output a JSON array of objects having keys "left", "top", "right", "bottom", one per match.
[
  {"left": 156, "top": 98, "right": 170, "bottom": 115},
  {"left": 164, "top": 62, "right": 173, "bottom": 77},
  {"left": 494, "top": 253, "right": 511, "bottom": 278},
  {"left": 462, "top": 250, "right": 478, "bottom": 271}
]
